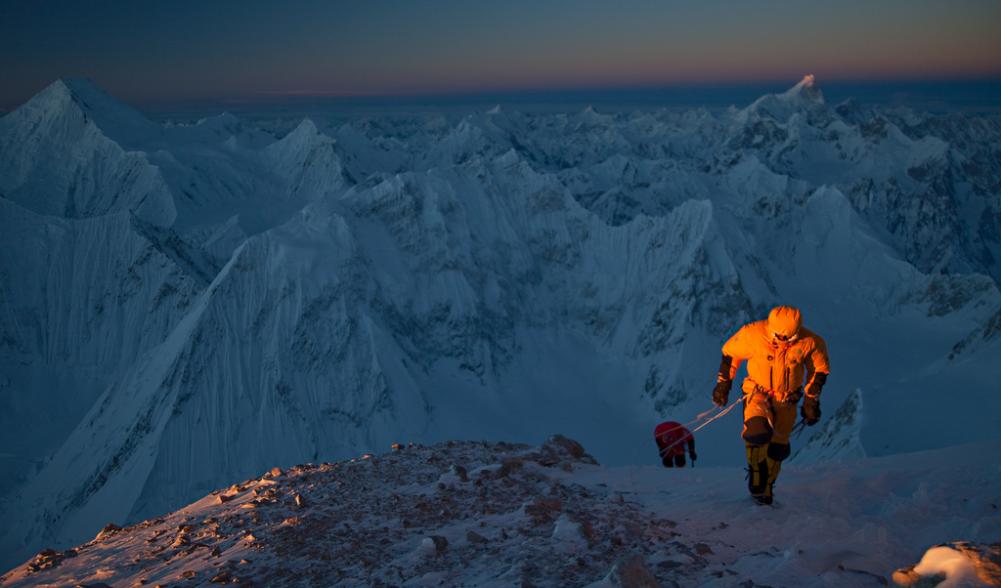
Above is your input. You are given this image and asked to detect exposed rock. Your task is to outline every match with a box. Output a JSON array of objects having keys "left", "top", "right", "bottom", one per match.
[
  {"left": 210, "top": 570, "right": 232, "bottom": 583},
  {"left": 430, "top": 535, "right": 448, "bottom": 554},
  {"left": 538, "top": 434, "right": 599, "bottom": 467},
  {"left": 4, "top": 440, "right": 715, "bottom": 587},
  {"left": 450, "top": 464, "right": 469, "bottom": 482},
  {"left": 891, "top": 567, "right": 940, "bottom": 587},
  {"left": 95, "top": 523, "right": 122, "bottom": 541},
  {"left": 606, "top": 555, "right": 660, "bottom": 588},
  {"left": 419, "top": 535, "right": 449, "bottom": 558},
  {"left": 525, "top": 497, "right": 562, "bottom": 524},
  {"left": 25, "top": 549, "right": 65, "bottom": 573}
]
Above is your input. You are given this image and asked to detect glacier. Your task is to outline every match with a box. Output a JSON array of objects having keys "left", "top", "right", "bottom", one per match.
[{"left": 0, "top": 76, "right": 999, "bottom": 570}]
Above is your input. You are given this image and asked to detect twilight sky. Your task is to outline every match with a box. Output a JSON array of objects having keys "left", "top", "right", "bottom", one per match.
[{"left": 2, "top": 0, "right": 1000, "bottom": 108}]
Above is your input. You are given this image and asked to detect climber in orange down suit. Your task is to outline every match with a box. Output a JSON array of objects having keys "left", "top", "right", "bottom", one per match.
[{"left": 711, "top": 306, "right": 830, "bottom": 505}]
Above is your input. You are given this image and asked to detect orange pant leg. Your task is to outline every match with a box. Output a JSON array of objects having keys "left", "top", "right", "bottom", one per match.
[
  {"left": 742, "top": 391, "right": 772, "bottom": 444},
  {"left": 742, "top": 392, "right": 797, "bottom": 445},
  {"left": 770, "top": 400, "right": 798, "bottom": 445}
]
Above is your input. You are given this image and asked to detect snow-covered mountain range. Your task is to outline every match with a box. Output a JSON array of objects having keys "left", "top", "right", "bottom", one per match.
[{"left": 1, "top": 75, "right": 999, "bottom": 570}]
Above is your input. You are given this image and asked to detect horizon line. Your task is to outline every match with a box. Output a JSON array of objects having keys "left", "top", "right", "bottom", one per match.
[
  {"left": 4, "top": 72, "right": 1001, "bottom": 112},
  {"left": 142, "top": 72, "right": 1001, "bottom": 107}
]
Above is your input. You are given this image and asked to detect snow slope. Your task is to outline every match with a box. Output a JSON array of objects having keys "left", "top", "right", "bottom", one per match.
[
  {"left": 2, "top": 436, "right": 998, "bottom": 587},
  {"left": 1, "top": 76, "right": 1000, "bottom": 570}
]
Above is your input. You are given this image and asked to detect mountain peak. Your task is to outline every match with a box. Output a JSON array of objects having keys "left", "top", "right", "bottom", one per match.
[
  {"left": 16, "top": 78, "right": 158, "bottom": 146},
  {"left": 739, "top": 73, "right": 826, "bottom": 121},
  {"left": 784, "top": 73, "right": 823, "bottom": 103}
]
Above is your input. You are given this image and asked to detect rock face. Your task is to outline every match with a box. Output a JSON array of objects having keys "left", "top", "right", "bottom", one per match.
[{"left": 1, "top": 77, "right": 1000, "bottom": 569}]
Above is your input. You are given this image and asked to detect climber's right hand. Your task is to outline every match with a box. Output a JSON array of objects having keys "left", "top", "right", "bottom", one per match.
[
  {"left": 712, "top": 379, "right": 732, "bottom": 407},
  {"left": 801, "top": 396, "right": 821, "bottom": 425}
]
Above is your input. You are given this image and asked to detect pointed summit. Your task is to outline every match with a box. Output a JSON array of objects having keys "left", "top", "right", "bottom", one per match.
[
  {"left": 0, "top": 78, "right": 174, "bottom": 225},
  {"left": 577, "top": 105, "right": 612, "bottom": 127},
  {"left": 9, "top": 78, "right": 159, "bottom": 146},
  {"left": 783, "top": 73, "right": 824, "bottom": 103},
  {"left": 263, "top": 117, "right": 344, "bottom": 201},
  {"left": 740, "top": 74, "right": 827, "bottom": 122},
  {"left": 267, "top": 118, "right": 326, "bottom": 156}
]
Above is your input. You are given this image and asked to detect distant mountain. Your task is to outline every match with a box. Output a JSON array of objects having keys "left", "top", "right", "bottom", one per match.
[
  {"left": 0, "top": 79, "right": 174, "bottom": 225},
  {"left": 1, "top": 76, "right": 999, "bottom": 569}
]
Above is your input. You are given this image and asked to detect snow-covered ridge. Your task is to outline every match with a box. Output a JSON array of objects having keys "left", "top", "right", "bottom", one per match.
[
  {"left": 3, "top": 437, "right": 998, "bottom": 587},
  {"left": 1, "top": 76, "right": 1000, "bottom": 570}
]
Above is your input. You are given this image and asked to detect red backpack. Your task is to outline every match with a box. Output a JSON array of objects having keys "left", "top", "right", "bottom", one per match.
[{"left": 654, "top": 421, "right": 694, "bottom": 458}]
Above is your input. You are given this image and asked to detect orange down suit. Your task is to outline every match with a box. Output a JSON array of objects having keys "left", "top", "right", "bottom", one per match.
[{"left": 722, "top": 319, "right": 830, "bottom": 445}]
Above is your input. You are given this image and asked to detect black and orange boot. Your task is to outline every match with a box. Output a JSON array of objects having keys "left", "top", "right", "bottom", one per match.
[{"left": 746, "top": 443, "right": 771, "bottom": 505}]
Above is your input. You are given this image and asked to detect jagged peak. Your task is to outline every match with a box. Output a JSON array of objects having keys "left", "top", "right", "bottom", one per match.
[
  {"left": 576, "top": 104, "right": 613, "bottom": 127},
  {"left": 486, "top": 104, "right": 503, "bottom": 115},
  {"left": 289, "top": 117, "right": 319, "bottom": 136},
  {"left": 11, "top": 78, "right": 158, "bottom": 145},
  {"left": 263, "top": 117, "right": 339, "bottom": 173},
  {"left": 270, "top": 118, "right": 327, "bottom": 150}
]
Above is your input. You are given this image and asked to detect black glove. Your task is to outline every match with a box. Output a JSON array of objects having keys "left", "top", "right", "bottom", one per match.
[
  {"left": 785, "top": 387, "right": 804, "bottom": 404},
  {"left": 712, "top": 379, "right": 732, "bottom": 407},
  {"left": 801, "top": 396, "right": 821, "bottom": 426},
  {"left": 806, "top": 372, "right": 828, "bottom": 399}
]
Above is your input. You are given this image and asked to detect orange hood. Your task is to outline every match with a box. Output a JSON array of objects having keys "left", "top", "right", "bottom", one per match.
[{"left": 767, "top": 306, "right": 802, "bottom": 339}]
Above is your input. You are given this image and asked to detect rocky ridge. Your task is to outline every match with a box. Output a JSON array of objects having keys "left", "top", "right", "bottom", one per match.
[{"left": 1, "top": 437, "right": 707, "bottom": 588}]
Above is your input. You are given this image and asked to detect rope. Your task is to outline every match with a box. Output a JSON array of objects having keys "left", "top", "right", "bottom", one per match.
[
  {"left": 658, "top": 396, "right": 817, "bottom": 464},
  {"left": 657, "top": 394, "right": 746, "bottom": 457},
  {"left": 656, "top": 404, "right": 726, "bottom": 458},
  {"left": 689, "top": 394, "right": 744, "bottom": 434},
  {"left": 676, "top": 405, "right": 725, "bottom": 432},
  {"left": 656, "top": 405, "right": 723, "bottom": 458}
]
